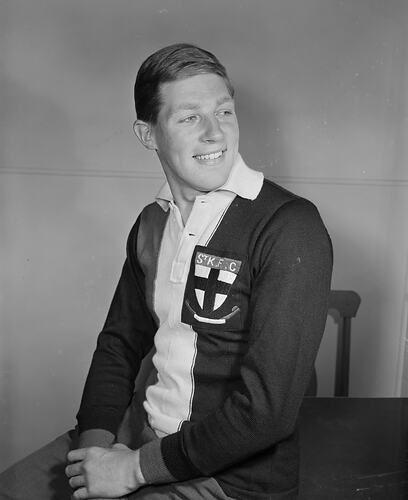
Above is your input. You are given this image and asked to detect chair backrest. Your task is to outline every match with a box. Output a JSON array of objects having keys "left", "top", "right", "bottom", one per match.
[{"left": 306, "top": 290, "right": 361, "bottom": 397}]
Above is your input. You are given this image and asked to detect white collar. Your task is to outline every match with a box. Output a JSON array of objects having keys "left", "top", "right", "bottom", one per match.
[{"left": 155, "top": 153, "right": 263, "bottom": 211}]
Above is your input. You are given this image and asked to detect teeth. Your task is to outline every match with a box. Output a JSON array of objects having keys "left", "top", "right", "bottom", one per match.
[{"left": 195, "top": 150, "right": 223, "bottom": 161}]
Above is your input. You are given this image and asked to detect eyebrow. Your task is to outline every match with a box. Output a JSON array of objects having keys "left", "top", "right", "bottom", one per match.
[{"left": 171, "top": 96, "right": 234, "bottom": 114}]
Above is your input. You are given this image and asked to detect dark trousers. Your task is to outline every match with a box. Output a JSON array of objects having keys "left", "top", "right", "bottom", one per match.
[{"left": 0, "top": 392, "right": 235, "bottom": 500}]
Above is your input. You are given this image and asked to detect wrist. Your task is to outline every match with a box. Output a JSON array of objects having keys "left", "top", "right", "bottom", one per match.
[
  {"left": 133, "top": 449, "right": 147, "bottom": 487},
  {"left": 78, "top": 428, "right": 115, "bottom": 449}
]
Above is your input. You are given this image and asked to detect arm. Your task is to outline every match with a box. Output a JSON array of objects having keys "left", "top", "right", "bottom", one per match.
[
  {"left": 76, "top": 217, "right": 157, "bottom": 442},
  {"left": 66, "top": 218, "right": 156, "bottom": 497},
  {"left": 139, "top": 199, "right": 333, "bottom": 483}
]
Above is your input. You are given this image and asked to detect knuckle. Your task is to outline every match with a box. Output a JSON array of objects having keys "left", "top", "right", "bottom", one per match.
[{"left": 82, "top": 462, "right": 93, "bottom": 476}]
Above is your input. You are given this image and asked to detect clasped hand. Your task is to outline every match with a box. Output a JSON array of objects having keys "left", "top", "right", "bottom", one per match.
[{"left": 65, "top": 443, "right": 145, "bottom": 499}]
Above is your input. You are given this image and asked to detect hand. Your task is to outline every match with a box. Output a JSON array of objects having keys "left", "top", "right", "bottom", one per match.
[{"left": 66, "top": 443, "right": 146, "bottom": 499}]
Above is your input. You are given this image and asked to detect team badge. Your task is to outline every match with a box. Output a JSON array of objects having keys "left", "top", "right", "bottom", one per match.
[{"left": 185, "top": 250, "right": 242, "bottom": 324}]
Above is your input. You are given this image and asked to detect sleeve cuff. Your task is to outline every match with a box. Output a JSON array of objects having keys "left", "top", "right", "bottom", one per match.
[
  {"left": 139, "top": 438, "right": 176, "bottom": 484},
  {"left": 78, "top": 428, "right": 115, "bottom": 449}
]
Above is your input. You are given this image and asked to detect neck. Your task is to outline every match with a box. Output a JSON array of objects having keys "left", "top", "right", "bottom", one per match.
[
  {"left": 166, "top": 177, "right": 207, "bottom": 225},
  {"left": 174, "top": 197, "right": 194, "bottom": 225}
]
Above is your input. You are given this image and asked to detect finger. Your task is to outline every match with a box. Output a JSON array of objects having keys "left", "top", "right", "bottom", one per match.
[
  {"left": 65, "top": 462, "right": 82, "bottom": 478},
  {"left": 67, "top": 448, "right": 87, "bottom": 462},
  {"left": 68, "top": 475, "right": 86, "bottom": 489},
  {"left": 71, "top": 486, "right": 89, "bottom": 500}
]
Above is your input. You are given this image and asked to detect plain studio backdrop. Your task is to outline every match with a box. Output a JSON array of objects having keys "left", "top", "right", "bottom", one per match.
[{"left": 1, "top": 0, "right": 407, "bottom": 472}]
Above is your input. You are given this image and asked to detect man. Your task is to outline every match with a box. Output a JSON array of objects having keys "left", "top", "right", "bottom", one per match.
[{"left": 0, "top": 43, "right": 332, "bottom": 500}]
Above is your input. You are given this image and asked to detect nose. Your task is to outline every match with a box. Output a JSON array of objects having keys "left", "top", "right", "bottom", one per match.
[{"left": 201, "top": 115, "right": 224, "bottom": 142}]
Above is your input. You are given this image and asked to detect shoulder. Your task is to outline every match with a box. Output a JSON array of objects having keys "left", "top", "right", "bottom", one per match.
[
  {"left": 256, "top": 178, "right": 311, "bottom": 214},
  {"left": 251, "top": 179, "right": 332, "bottom": 255},
  {"left": 236, "top": 178, "right": 326, "bottom": 232},
  {"left": 126, "top": 202, "right": 169, "bottom": 260},
  {"left": 128, "top": 202, "right": 168, "bottom": 239},
  {"left": 140, "top": 201, "right": 167, "bottom": 224}
]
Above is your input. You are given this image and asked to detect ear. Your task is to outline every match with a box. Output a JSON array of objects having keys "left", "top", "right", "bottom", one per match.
[{"left": 133, "top": 120, "right": 157, "bottom": 150}]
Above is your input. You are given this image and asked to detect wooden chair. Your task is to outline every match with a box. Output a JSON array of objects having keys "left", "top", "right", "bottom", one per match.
[{"left": 306, "top": 290, "right": 361, "bottom": 397}]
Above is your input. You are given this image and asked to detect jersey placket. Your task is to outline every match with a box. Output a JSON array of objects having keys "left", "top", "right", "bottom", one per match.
[
  {"left": 168, "top": 199, "right": 211, "bottom": 327},
  {"left": 146, "top": 192, "right": 237, "bottom": 436}
]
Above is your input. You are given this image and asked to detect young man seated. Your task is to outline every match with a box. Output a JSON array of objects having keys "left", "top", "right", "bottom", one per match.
[{"left": 0, "top": 43, "right": 332, "bottom": 500}]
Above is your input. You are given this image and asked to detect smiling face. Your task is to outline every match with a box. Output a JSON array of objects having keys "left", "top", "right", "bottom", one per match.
[{"left": 136, "top": 73, "right": 239, "bottom": 204}]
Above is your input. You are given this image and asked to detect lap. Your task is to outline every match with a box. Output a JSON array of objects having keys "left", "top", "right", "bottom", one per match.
[
  {"left": 0, "top": 429, "right": 76, "bottom": 500},
  {"left": 0, "top": 430, "right": 234, "bottom": 500},
  {"left": 129, "top": 477, "right": 235, "bottom": 500}
]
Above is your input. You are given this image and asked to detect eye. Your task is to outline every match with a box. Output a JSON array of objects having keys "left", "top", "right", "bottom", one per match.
[
  {"left": 180, "top": 115, "right": 198, "bottom": 124},
  {"left": 217, "top": 109, "right": 234, "bottom": 118}
]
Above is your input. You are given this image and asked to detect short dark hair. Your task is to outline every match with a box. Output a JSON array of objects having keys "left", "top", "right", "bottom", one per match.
[{"left": 134, "top": 43, "right": 234, "bottom": 124}]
